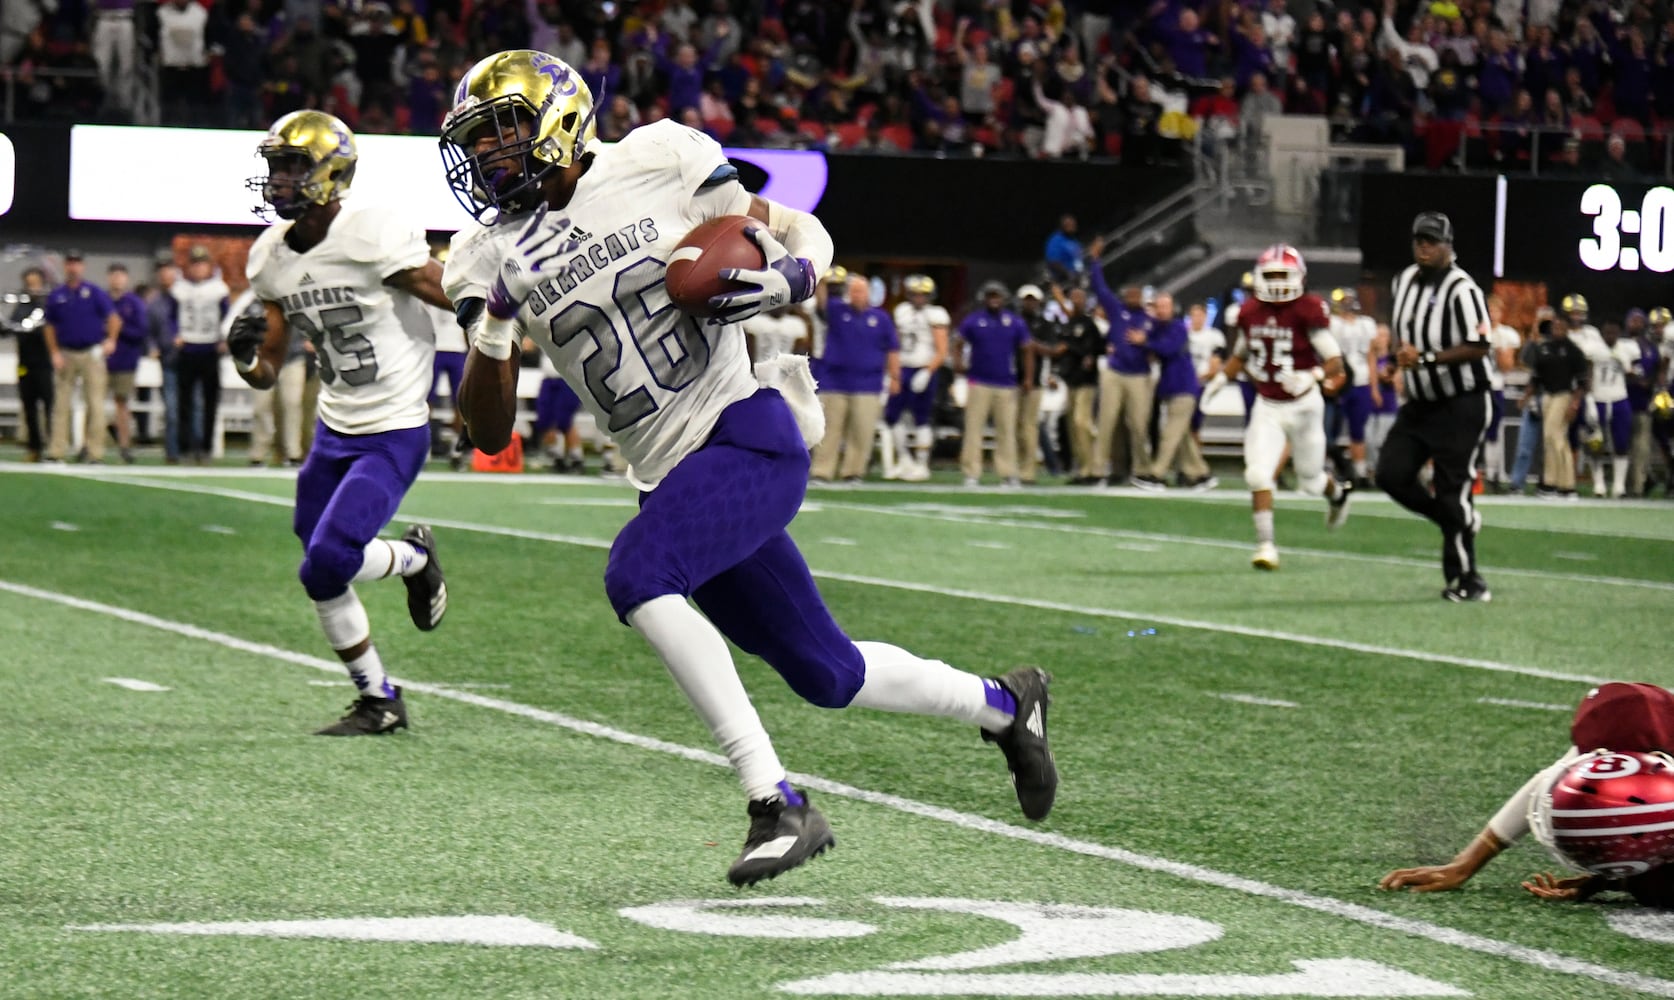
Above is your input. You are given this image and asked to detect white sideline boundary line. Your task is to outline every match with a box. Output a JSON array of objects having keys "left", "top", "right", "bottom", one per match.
[
  {"left": 81, "top": 475, "right": 1618, "bottom": 686},
  {"left": 2, "top": 577, "right": 1672, "bottom": 999},
  {"left": 808, "top": 501, "right": 1674, "bottom": 595}
]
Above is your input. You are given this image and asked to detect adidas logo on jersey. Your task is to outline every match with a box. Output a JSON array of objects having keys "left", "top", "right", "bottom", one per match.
[
  {"left": 569, "top": 227, "right": 595, "bottom": 242},
  {"left": 298, "top": 272, "right": 316, "bottom": 285}
]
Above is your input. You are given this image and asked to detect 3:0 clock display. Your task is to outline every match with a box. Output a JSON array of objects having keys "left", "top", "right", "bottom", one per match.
[{"left": 1579, "top": 183, "right": 1674, "bottom": 272}]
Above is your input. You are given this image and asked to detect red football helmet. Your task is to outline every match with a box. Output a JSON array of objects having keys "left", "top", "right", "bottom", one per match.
[
  {"left": 1529, "top": 750, "right": 1674, "bottom": 877},
  {"left": 1253, "top": 244, "right": 1306, "bottom": 303}
]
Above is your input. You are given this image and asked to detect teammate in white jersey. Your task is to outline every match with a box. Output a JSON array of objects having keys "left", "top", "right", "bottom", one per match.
[
  {"left": 172, "top": 246, "right": 229, "bottom": 463},
  {"left": 1328, "top": 288, "right": 1378, "bottom": 485},
  {"left": 228, "top": 111, "right": 453, "bottom": 736},
  {"left": 440, "top": 50, "right": 1055, "bottom": 886},
  {"left": 1583, "top": 322, "right": 1636, "bottom": 497},
  {"left": 884, "top": 274, "right": 950, "bottom": 480}
]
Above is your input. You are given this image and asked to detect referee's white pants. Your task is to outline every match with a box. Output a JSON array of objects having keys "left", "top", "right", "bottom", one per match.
[{"left": 1243, "top": 390, "right": 1327, "bottom": 495}]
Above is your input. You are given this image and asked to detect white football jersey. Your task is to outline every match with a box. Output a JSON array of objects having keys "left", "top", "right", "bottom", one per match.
[
  {"left": 742, "top": 311, "right": 805, "bottom": 364},
  {"left": 1486, "top": 323, "right": 1521, "bottom": 391},
  {"left": 1329, "top": 314, "right": 1378, "bottom": 386},
  {"left": 1569, "top": 322, "right": 1604, "bottom": 357},
  {"left": 1186, "top": 323, "right": 1226, "bottom": 379},
  {"left": 1585, "top": 338, "right": 1633, "bottom": 403},
  {"left": 174, "top": 275, "right": 229, "bottom": 346},
  {"left": 247, "top": 200, "right": 434, "bottom": 435},
  {"left": 892, "top": 301, "right": 950, "bottom": 368},
  {"left": 447, "top": 121, "right": 759, "bottom": 490}
]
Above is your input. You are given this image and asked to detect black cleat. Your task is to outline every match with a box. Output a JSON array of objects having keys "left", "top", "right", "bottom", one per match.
[
  {"left": 315, "top": 686, "right": 409, "bottom": 736},
  {"left": 401, "top": 525, "right": 447, "bottom": 631},
  {"left": 1442, "top": 574, "right": 1492, "bottom": 603},
  {"left": 983, "top": 667, "right": 1058, "bottom": 820},
  {"left": 726, "top": 790, "right": 834, "bottom": 887}
]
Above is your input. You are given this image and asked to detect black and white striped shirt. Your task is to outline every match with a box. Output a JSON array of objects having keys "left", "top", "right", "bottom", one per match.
[{"left": 1389, "top": 263, "right": 1493, "bottom": 402}]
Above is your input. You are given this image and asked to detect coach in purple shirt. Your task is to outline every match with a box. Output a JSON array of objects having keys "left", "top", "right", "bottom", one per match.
[
  {"left": 1086, "top": 243, "right": 1155, "bottom": 481},
  {"left": 955, "top": 281, "right": 1031, "bottom": 487},
  {"left": 811, "top": 274, "right": 899, "bottom": 483},
  {"left": 1138, "top": 292, "right": 1214, "bottom": 489},
  {"left": 43, "top": 250, "right": 120, "bottom": 462}
]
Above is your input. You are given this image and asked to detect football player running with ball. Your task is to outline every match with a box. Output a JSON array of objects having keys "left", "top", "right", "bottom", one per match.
[
  {"left": 1203, "top": 245, "right": 1354, "bottom": 570},
  {"left": 1381, "top": 683, "right": 1674, "bottom": 910},
  {"left": 230, "top": 111, "right": 453, "bottom": 736},
  {"left": 440, "top": 51, "right": 1055, "bottom": 886}
]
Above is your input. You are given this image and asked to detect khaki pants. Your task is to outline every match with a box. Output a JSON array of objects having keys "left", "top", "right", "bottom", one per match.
[
  {"left": 812, "top": 391, "right": 883, "bottom": 480},
  {"left": 250, "top": 358, "right": 310, "bottom": 463},
  {"left": 1628, "top": 411, "right": 1654, "bottom": 496},
  {"left": 1069, "top": 386, "right": 1098, "bottom": 477},
  {"left": 1095, "top": 369, "right": 1153, "bottom": 478},
  {"left": 961, "top": 382, "right": 1019, "bottom": 480},
  {"left": 1541, "top": 391, "right": 1575, "bottom": 490},
  {"left": 1016, "top": 387, "right": 1043, "bottom": 481},
  {"left": 1151, "top": 393, "right": 1209, "bottom": 480},
  {"left": 49, "top": 347, "right": 108, "bottom": 461}
]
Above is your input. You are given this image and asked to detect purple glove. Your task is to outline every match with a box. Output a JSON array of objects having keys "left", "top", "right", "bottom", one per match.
[
  {"left": 707, "top": 225, "right": 816, "bottom": 324},
  {"left": 487, "top": 204, "right": 580, "bottom": 320}
]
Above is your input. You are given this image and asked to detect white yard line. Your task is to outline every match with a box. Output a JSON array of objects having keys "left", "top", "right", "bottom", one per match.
[
  {"left": 101, "top": 678, "right": 170, "bottom": 692},
  {"left": 807, "top": 501, "right": 1674, "bottom": 594},
  {"left": 3, "top": 577, "right": 1671, "bottom": 999},
  {"left": 1211, "top": 693, "right": 1300, "bottom": 709},
  {"left": 80, "top": 475, "right": 1618, "bottom": 686},
  {"left": 1475, "top": 698, "right": 1570, "bottom": 712}
]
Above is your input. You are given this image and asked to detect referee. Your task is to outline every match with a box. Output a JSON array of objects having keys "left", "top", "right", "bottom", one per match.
[{"left": 1376, "top": 211, "right": 1495, "bottom": 602}]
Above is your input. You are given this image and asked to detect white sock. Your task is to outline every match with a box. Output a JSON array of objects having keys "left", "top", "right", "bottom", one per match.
[
  {"left": 1483, "top": 438, "right": 1503, "bottom": 480},
  {"left": 892, "top": 422, "right": 910, "bottom": 462},
  {"left": 344, "top": 646, "right": 395, "bottom": 699},
  {"left": 1254, "top": 509, "right": 1275, "bottom": 545},
  {"left": 351, "top": 539, "right": 428, "bottom": 583},
  {"left": 1593, "top": 464, "right": 1607, "bottom": 496},
  {"left": 627, "top": 595, "right": 786, "bottom": 802},
  {"left": 913, "top": 425, "right": 933, "bottom": 464},
  {"left": 1612, "top": 457, "right": 1628, "bottom": 498},
  {"left": 1352, "top": 458, "right": 1367, "bottom": 479},
  {"left": 847, "top": 641, "right": 1014, "bottom": 731}
]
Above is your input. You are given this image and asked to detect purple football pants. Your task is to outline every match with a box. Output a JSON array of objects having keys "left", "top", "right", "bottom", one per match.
[
  {"left": 604, "top": 388, "right": 866, "bottom": 709},
  {"left": 884, "top": 368, "right": 937, "bottom": 425},
  {"left": 294, "top": 421, "right": 430, "bottom": 601}
]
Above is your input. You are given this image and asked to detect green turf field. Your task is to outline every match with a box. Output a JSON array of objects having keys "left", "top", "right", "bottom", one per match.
[{"left": 1, "top": 466, "right": 1671, "bottom": 999}]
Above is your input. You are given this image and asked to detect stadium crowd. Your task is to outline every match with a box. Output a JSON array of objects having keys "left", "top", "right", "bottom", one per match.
[{"left": 5, "top": 0, "right": 1668, "bottom": 170}]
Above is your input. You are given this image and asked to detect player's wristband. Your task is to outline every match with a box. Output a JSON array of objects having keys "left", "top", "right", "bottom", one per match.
[
  {"left": 233, "top": 353, "right": 262, "bottom": 375},
  {"left": 474, "top": 313, "right": 515, "bottom": 361}
]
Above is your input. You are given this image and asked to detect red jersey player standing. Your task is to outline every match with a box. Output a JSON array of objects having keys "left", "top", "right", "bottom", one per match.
[{"left": 1204, "top": 245, "right": 1353, "bottom": 569}]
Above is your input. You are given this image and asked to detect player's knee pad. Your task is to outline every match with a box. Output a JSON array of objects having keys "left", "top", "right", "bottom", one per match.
[
  {"left": 1296, "top": 472, "right": 1328, "bottom": 498},
  {"left": 1244, "top": 465, "right": 1275, "bottom": 492},
  {"left": 298, "top": 539, "right": 361, "bottom": 602},
  {"left": 773, "top": 643, "right": 866, "bottom": 709}
]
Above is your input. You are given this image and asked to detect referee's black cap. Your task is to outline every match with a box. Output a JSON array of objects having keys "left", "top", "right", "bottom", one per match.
[{"left": 1412, "top": 211, "right": 1454, "bottom": 244}]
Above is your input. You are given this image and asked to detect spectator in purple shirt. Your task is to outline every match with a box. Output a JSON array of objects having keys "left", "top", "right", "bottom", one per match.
[
  {"left": 1135, "top": 292, "right": 1214, "bottom": 489},
  {"left": 1159, "top": 7, "right": 1216, "bottom": 80},
  {"left": 664, "top": 42, "right": 708, "bottom": 118},
  {"left": 1476, "top": 30, "right": 1521, "bottom": 115},
  {"left": 104, "top": 263, "right": 147, "bottom": 464},
  {"left": 1086, "top": 240, "right": 1155, "bottom": 483},
  {"left": 810, "top": 274, "right": 899, "bottom": 483},
  {"left": 43, "top": 250, "right": 120, "bottom": 463},
  {"left": 955, "top": 281, "right": 1032, "bottom": 488},
  {"left": 1615, "top": 29, "right": 1654, "bottom": 124}
]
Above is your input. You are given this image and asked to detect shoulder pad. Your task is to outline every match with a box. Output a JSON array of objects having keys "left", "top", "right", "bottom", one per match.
[
  {"left": 927, "top": 305, "right": 951, "bottom": 326},
  {"left": 442, "top": 222, "right": 507, "bottom": 303},
  {"left": 337, "top": 201, "right": 422, "bottom": 265},
  {"left": 618, "top": 119, "right": 732, "bottom": 197},
  {"left": 245, "top": 225, "right": 287, "bottom": 294}
]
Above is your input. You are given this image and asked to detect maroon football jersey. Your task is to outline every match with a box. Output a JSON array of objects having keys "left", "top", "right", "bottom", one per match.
[
  {"left": 1571, "top": 682, "right": 1674, "bottom": 754},
  {"left": 1236, "top": 295, "right": 1332, "bottom": 401}
]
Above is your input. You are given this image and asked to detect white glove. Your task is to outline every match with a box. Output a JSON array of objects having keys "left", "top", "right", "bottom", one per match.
[
  {"left": 485, "top": 204, "right": 580, "bottom": 322},
  {"left": 1202, "top": 373, "right": 1228, "bottom": 400},
  {"left": 1278, "top": 369, "right": 1320, "bottom": 397},
  {"left": 709, "top": 225, "right": 816, "bottom": 325},
  {"left": 909, "top": 367, "right": 932, "bottom": 393}
]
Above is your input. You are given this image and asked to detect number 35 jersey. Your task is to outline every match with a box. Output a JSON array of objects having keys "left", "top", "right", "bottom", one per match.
[
  {"left": 247, "top": 200, "right": 435, "bottom": 435},
  {"left": 445, "top": 120, "right": 759, "bottom": 490}
]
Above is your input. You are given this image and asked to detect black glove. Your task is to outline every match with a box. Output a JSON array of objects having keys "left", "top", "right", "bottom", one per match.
[{"left": 227, "top": 314, "right": 266, "bottom": 366}]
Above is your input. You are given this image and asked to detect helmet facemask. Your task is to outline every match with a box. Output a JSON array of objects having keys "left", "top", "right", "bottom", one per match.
[
  {"left": 441, "top": 100, "right": 562, "bottom": 225},
  {"left": 249, "top": 152, "right": 326, "bottom": 221}
]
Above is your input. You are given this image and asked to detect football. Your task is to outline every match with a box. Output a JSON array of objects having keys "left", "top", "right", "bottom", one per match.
[{"left": 665, "top": 215, "right": 766, "bottom": 317}]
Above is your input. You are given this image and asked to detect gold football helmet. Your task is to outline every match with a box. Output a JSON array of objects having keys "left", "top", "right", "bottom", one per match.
[
  {"left": 1654, "top": 390, "right": 1674, "bottom": 418},
  {"left": 440, "top": 50, "right": 598, "bottom": 223},
  {"left": 1329, "top": 287, "right": 1359, "bottom": 311},
  {"left": 247, "top": 110, "right": 358, "bottom": 221},
  {"left": 1561, "top": 293, "right": 1589, "bottom": 318},
  {"left": 903, "top": 274, "right": 936, "bottom": 298},
  {"left": 1650, "top": 307, "right": 1672, "bottom": 328},
  {"left": 824, "top": 265, "right": 849, "bottom": 285}
]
